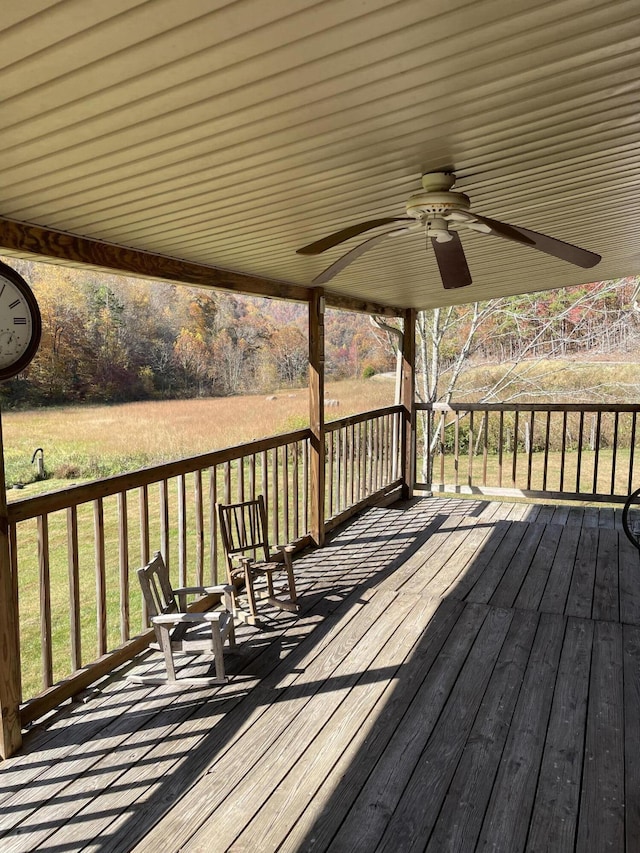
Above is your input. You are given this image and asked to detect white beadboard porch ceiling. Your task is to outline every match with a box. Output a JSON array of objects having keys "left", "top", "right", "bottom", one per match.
[{"left": 1, "top": 0, "right": 639, "bottom": 310}]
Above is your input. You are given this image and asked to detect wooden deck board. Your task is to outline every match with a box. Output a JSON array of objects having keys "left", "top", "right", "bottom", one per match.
[
  {"left": 525, "top": 616, "right": 593, "bottom": 853},
  {"left": 0, "top": 496, "right": 637, "bottom": 852},
  {"left": 426, "top": 608, "right": 540, "bottom": 853}
]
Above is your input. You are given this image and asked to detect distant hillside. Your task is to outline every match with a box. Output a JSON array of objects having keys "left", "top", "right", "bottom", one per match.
[{"left": 1, "top": 256, "right": 394, "bottom": 408}]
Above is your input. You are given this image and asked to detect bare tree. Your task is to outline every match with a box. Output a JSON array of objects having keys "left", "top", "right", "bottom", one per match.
[{"left": 374, "top": 278, "right": 640, "bottom": 484}]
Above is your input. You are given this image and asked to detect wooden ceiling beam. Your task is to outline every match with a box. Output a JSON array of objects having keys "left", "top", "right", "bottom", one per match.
[{"left": 0, "top": 218, "right": 403, "bottom": 317}]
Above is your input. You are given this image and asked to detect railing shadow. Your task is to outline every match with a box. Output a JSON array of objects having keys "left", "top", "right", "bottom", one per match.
[{"left": 0, "top": 496, "right": 511, "bottom": 851}]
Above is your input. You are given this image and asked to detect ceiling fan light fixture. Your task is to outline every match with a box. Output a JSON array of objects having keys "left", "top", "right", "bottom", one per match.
[{"left": 426, "top": 217, "right": 454, "bottom": 242}]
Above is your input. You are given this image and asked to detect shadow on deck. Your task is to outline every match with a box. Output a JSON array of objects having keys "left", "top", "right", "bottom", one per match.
[{"left": 0, "top": 496, "right": 639, "bottom": 852}]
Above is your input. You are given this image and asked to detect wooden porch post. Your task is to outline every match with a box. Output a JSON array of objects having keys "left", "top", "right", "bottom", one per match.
[
  {"left": 0, "top": 409, "right": 22, "bottom": 758},
  {"left": 400, "top": 308, "right": 416, "bottom": 500},
  {"left": 309, "top": 289, "right": 325, "bottom": 546}
]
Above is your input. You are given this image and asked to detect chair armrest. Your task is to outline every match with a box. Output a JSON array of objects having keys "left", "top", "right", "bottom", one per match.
[
  {"left": 174, "top": 584, "right": 233, "bottom": 596},
  {"left": 152, "top": 612, "right": 222, "bottom": 625}
]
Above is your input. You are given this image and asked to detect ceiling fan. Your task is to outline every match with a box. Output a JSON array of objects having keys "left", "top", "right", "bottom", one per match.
[{"left": 296, "top": 172, "right": 601, "bottom": 290}]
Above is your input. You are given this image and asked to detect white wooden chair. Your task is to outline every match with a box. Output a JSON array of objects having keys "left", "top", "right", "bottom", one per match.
[
  {"left": 218, "top": 496, "right": 299, "bottom": 625},
  {"left": 134, "top": 551, "right": 235, "bottom": 684}
]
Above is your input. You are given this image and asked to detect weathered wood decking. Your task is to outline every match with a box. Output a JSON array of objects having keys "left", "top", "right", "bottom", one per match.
[{"left": 1, "top": 497, "right": 639, "bottom": 852}]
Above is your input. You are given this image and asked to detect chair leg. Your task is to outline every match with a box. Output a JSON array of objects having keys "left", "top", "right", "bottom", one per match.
[
  {"left": 244, "top": 565, "right": 258, "bottom": 618},
  {"left": 157, "top": 626, "right": 177, "bottom": 681},
  {"left": 227, "top": 614, "right": 236, "bottom": 647},
  {"left": 210, "top": 622, "right": 227, "bottom": 683},
  {"left": 284, "top": 553, "right": 298, "bottom": 604}
]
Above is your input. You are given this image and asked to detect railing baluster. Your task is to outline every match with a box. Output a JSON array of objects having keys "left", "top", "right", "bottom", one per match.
[
  {"left": 249, "top": 454, "right": 256, "bottom": 502},
  {"left": 328, "top": 430, "right": 335, "bottom": 515},
  {"left": 209, "top": 466, "right": 218, "bottom": 584},
  {"left": 392, "top": 412, "right": 399, "bottom": 482},
  {"left": 482, "top": 411, "right": 488, "bottom": 487},
  {"left": 117, "top": 492, "right": 129, "bottom": 643},
  {"left": 629, "top": 413, "right": 637, "bottom": 495},
  {"left": 467, "top": 410, "right": 474, "bottom": 487},
  {"left": 341, "top": 426, "right": 348, "bottom": 510},
  {"left": 350, "top": 423, "right": 356, "bottom": 505},
  {"left": 261, "top": 450, "right": 268, "bottom": 514},
  {"left": 177, "top": 474, "right": 187, "bottom": 587},
  {"left": 576, "top": 411, "right": 585, "bottom": 493},
  {"left": 194, "top": 470, "right": 203, "bottom": 587},
  {"left": 512, "top": 411, "right": 519, "bottom": 488},
  {"left": 303, "top": 438, "right": 309, "bottom": 534},
  {"left": 543, "top": 411, "right": 551, "bottom": 492},
  {"left": 384, "top": 415, "right": 394, "bottom": 484},
  {"left": 364, "top": 422, "right": 371, "bottom": 496},
  {"left": 355, "top": 423, "right": 361, "bottom": 499},
  {"left": 160, "top": 480, "right": 170, "bottom": 570},
  {"left": 139, "top": 485, "right": 149, "bottom": 627},
  {"left": 498, "top": 410, "right": 504, "bottom": 488},
  {"left": 453, "top": 411, "right": 460, "bottom": 488},
  {"left": 37, "top": 514, "right": 53, "bottom": 689},
  {"left": 611, "top": 412, "right": 619, "bottom": 496},
  {"left": 439, "top": 411, "right": 446, "bottom": 487},
  {"left": 526, "top": 411, "right": 535, "bottom": 491},
  {"left": 337, "top": 429, "right": 343, "bottom": 512},
  {"left": 272, "top": 446, "right": 279, "bottom": 545},
  {"left": 224, "top": 461, "right": 231, "bottom": 504},
  {"left": 374, "top": 416, "right": 381, "bottom": 491},
  {"left": 238, "top": 457, "right": 245, "bottom": 502},
  {"left": 93, "top": 499, "right": 107, "bottom": 657},
  {"left": 560, "top": 411, "right": 568, "bottom": 493},
  {"left": 293, "top": 443, "right": 299, "bottom": 541},
  {"left": 66, "top": 506, "right": 81, "bottom": 671},
  {"left": 283, "top": 444, "right": 290, "bottom": 542},
  {"left": 593, "top": 411, "right": 602, "bottom": 494}
]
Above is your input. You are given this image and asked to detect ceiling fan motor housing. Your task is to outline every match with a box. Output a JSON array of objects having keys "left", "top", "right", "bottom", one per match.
[
  {"left": 405, "top": 190, "right": 471, "bottom": 220},
  {"left": 405, "top": 171, "right": 470, "bottom": 220}
]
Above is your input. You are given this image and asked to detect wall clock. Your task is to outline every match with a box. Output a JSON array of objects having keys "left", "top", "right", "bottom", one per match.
[{"left": 0, "top": 260, "right": 42, "bottom": 382}]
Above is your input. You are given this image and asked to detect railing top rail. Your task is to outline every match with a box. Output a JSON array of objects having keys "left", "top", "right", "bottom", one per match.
[
  {"left": 415, "top": 402, "right": 640, "bottom": 414},
  {"left": 325, "top": 404, "right": 403, "bottom": 432},
  {"left": 9, "top": 427, "right": 311, "bottom": 523}
]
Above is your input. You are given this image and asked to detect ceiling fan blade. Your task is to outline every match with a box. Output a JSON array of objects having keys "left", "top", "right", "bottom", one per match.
[
  {"left": 297, "top": 217, "right": 412, "bottom": 255},
  {"left": 312, "top": 231, "right": 394, "bottom": 284},
  {"left": 447, "top": 210, "right": 535, "bottom": 247},
  {"left": 471, "top": 213, "right": 601, "bottom": 268},
  {"left": 431, "top": 232, "right": 472, "bottom": 289}
]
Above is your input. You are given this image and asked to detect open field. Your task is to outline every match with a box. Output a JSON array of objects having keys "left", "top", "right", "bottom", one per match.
[
  {"left": 4, "top": 378, "right": 395, "bottom": 497},
  {"left": 454, "top": 358, "right": 640, "bottom": 402}
]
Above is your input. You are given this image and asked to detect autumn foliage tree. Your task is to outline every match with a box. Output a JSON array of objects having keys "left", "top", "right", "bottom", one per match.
[{"left": 0, "top": 257, "right": 393, "bottom": 407}]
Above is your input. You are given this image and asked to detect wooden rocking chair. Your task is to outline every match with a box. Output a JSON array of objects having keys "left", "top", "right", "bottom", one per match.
[
  {"left": 218, "top": 496, "right": 299, "bottom": 625},
  {"left": 134, "top": 551, "right": 235, "bottom": 685}
]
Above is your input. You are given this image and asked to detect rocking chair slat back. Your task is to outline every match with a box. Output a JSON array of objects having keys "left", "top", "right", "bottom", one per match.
[
  {"left": 137, "top": 552, "right": 178, "bottom": 619},
  {"left": 219, "top": 496, "right": 271, "bottom": 564}
]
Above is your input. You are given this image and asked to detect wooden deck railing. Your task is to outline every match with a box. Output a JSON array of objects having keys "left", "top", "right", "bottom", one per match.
[
  {"left": 325, "top": 406, "right": 403, "bottom": 529},
  {"left": 9, "top": 429, "right": 310, "bottom": 723},
  {"left": 8, "top": 408, "right": 403, "bottom": 723},
  {"left": 415, "top": 402, "right": 640, "bottom": 503}
]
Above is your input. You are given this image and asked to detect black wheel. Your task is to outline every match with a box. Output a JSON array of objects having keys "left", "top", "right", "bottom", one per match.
[{"left": 623, "top": 487, "right": 640, "bottom": 551}]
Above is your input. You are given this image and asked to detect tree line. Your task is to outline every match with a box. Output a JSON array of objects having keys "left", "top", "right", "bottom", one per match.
[
  {"left": 4, "top": 255, "right": 638, "bottom": 412},
  {"left": 2, "top": 257, "right": 393, "bottom": 407}
]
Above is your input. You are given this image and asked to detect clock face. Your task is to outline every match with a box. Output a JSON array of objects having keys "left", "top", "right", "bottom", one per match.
[{"left": 0, "top": 262, "right": 42, "bottom": 381}]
